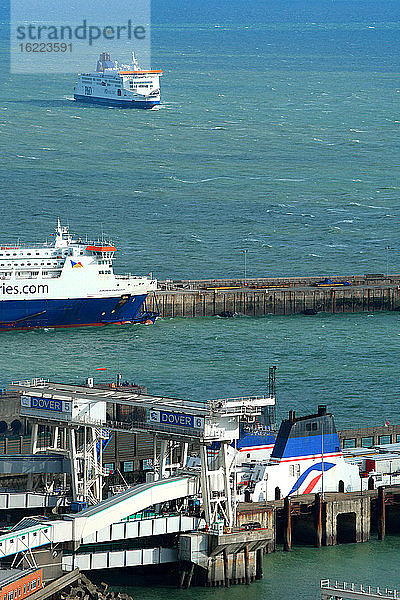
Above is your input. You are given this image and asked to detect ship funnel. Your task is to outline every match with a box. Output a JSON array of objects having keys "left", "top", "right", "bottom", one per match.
[
  {"left": 96, "top": 52, "right": 114, "bottom": 72},
  {"left": 318, "top": 405, "right": 327, "bottom": 416}
]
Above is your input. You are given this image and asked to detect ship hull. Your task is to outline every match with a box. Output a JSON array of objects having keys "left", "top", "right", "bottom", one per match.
[
  {"left": 0, "top": 294, "right": 149, "bottom": 331},
  {"left": 73, "top": 94, "right": 160, "bottom": 109}
]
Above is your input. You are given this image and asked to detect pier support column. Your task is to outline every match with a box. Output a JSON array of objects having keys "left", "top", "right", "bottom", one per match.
[
  {"left": 221, "top": 441, "right": 233, "bottom": 527},
  {"left": 314, "top": 493, "right": 322, "bottom": 548},
  {"left": 378, "top": 486, "right": 386, "bottom": 540},
  {"left": 244, "top": 545, "right": 250, "bottom": 585},
  {"left": 223, "top": 549, "right": 230, "bottom": 587},
  {"left": 255, "top": 548, "right": 263, "bottom": 580},
  {"left": 178, "top": 563, "right": 187, "bottom": 589},
  {"left": 199, "top": 444, "right": 212, "bottom": 525},
  {"left": 160, "top": 439, "right": 168, "bottom": 479},
  {"left": 283, "top": 496, "right": 292, "bottom": 552},
  {"left": 68, "top": 429, "right": 79, "bottom": 501},
  {"left": 185, "top": 563, "right": 195, "bottom": 589}
]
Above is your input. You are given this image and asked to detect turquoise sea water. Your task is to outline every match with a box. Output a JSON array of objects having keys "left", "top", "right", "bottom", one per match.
[{"left": 1, "top": 5, "right": 400, "bottom": 597}]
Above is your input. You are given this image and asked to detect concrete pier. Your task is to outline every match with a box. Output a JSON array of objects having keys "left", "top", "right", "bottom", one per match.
[
  {"left": 179, "top": 528, "right": 273, "bottom": 587},
  {"left": 147, "top": 275, "right": 400, "bottom": 318}
]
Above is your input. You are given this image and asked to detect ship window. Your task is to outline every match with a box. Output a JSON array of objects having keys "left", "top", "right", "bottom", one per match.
[
  {"left": 306, "top": 423, "right": 311, "bottom": 431},
  {"left": 312, "top": 422, "right": 317, "bottom": 431}
]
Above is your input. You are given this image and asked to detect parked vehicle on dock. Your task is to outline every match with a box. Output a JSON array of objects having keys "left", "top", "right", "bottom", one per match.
[{"left": 314, "top": 278, "right": 352, "bottom": 287}]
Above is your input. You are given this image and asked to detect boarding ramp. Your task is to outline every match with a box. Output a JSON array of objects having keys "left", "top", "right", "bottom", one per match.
[
  {"left": 0, "top": 492, "right": 69, "bottom": 510},
  {"left": 68, "top": 475, "right": 198, "bottom": 540},
  {"left": 64, "top": 546, "right": 178, "bottom": 572},
  {"left": 64, "top": 514, "right": 200, "bottom": 572},
  {"left": 0, "top": 476, "right": 198, "bottom": 558}
]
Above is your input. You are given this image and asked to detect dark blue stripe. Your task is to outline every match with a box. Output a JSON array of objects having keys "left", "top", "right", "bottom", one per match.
[
  {"left": 236, "top": 432, "right": 276, "bottom": 450},
  {"left": 0, "top": 294, "right": 147, "bottom": 330},
  {"left": 74, "top": 94, "right": 160, "bottom": 109},
  {"left": 273, "top": 433, "right": 341, "bottom": 459}
]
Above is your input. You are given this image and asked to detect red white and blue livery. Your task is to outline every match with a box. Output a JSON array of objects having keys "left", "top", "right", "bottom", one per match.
[
  {"left": 234, "top": 406, "right": 360, "bottom": 502},
  {"left": 0, "top": 220, "right": 157, "bottom": 330},
  {"left": 74, "top": 52, "right": 161, "bottom": 109}
]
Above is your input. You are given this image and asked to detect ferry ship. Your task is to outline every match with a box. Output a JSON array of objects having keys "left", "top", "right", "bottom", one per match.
[
  {"left": 0, "top": 220, "right": 158, "bottom": 331},
  {"left": 233, "top": 406, "right": 360, "bottom": 502},
  {"left": 74, "top": 52, "right": 161, "bottom": 109},
  {"left": 208, "top": 403, "right": 359, "bottom": 501}
]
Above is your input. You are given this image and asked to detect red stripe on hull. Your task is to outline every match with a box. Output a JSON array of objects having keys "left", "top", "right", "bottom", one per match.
[{"left": 239, "top": 445, "right": 275, "bottom": 452}]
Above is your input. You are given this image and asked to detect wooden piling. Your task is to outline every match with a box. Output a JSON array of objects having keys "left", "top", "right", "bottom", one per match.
[
  {"left": 314, "top": 492, "right": 322, "bottom": 548},
  {"left": 185, "top": 563, "right": 195, "bottom": 589},
  {"left": 223, "top": 548, "right": 230, "bottom": 587},
  {"left": 283, "top": 496, "right": 292, "bottom": 551},
  {"left": 178, "top": 563, "right": 187, "bottom": 589},
  {"left": 378, "top": 486, "right": 386, "bottom": 540},
  {"left": 255, "top": 548, "right": 263, "bottom": 580},
  {"left": 244, "top": 545, "right": 250, "bottom": 585}
]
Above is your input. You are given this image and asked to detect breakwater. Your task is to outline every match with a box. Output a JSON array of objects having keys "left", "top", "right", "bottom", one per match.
[{"left": 147, "top": 274, "right": 400, "bottom": 318}]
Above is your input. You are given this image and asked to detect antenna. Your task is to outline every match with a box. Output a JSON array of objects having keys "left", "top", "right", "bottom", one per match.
[{"left": 269, "top": 366, "right": 277, "bottom": 398}]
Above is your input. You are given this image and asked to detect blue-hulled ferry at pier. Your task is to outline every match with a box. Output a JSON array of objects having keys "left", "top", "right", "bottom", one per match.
[{"left": 0, "top": 220, "right": 157, "bottom": 330}]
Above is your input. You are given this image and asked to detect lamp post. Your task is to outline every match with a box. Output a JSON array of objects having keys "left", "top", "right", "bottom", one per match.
[
  {"left": 385, "top": 245, "right": 393, "bottom": 277},
  {"left": 241, "top": 249, "right": 248, "bottom": 286},
  {"left": 321, "top": 419, "right": 324, "bottom": 500}
]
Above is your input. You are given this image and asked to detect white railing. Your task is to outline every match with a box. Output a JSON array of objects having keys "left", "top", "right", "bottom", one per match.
[
  {"left": 12, "top": 378, "right": 49, "bottom": 387},
  {"left": 209, "top": 395, "right": 274, "bottom": 415},
  {"left": 321, "top": 580, "right": 399, "bottom": 599}
]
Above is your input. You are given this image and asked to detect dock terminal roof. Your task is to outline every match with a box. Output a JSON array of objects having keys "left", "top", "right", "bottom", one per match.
[{"left": 11, "top": 379, "right": 274, "bottom": 419}]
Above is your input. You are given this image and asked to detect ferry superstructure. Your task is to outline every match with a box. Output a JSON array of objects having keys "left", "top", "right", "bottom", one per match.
[
  {"left": 0, "top": 220, "right": 157, "bottom": 330},
  {"left": 232, "top": 406, "right": 360, "bottom": 502},
  {"left": 74, "top": 52, "right": 161, "bottom": 109}
]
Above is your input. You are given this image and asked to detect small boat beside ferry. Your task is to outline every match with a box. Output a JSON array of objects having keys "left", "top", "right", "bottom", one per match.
[
  {"left": 74, "top": 52, "right": 161, "bottom": 109},
  {"left": 0, "top": 220, "right": 158, "bottom": 330}
]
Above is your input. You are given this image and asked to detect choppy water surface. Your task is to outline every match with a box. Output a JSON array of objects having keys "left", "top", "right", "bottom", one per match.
[{"left": 1, "top": 9, "right": 400, "bottom": 598}]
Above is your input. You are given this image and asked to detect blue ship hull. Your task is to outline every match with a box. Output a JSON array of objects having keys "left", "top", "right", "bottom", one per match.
[
  {"left": 74, "top": 94, "right": 160, "bottom": 109},
  {"left": 0, "top": 294, "right": 150, "bottom": 331}
]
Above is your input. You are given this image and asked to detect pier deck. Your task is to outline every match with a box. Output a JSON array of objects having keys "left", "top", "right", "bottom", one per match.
[{"left": 147, "top": 275, "right": 400, "bottom": 318}]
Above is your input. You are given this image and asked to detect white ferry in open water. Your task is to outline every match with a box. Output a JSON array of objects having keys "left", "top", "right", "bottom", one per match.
[
  {"left": 0, "top": 221, "right": 158, "bottom": 331},
  {"left": 74, "top": 52, "right": 161, "bottom": 109}
]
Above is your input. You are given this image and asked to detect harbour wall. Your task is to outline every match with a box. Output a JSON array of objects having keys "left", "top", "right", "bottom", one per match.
[{"left": 148, "top": 275, "right": 400, "bottom": 317}]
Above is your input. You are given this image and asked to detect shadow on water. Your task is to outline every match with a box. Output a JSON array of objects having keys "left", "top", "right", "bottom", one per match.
[{"left": 1, "top": 98, "right": 118, "bottom": 111}]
